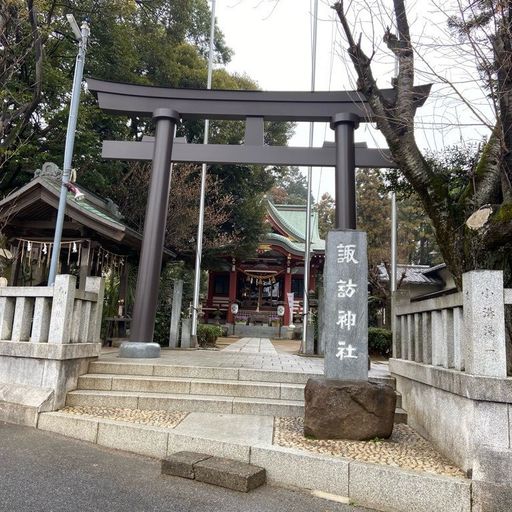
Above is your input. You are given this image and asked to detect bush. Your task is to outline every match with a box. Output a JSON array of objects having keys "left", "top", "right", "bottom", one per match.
[
  {"left": 197, "top": 324, "right": 223, "bottom": 347},
  {"left": 368, "top": 327, "right": 392, "bottom": 357}
]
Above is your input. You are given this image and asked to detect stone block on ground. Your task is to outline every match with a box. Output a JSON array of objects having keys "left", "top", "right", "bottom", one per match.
[
  {"left": 304, "top": 377, "right": 396, "bottom": 440},
  {"left": 472, "top": 481, "right": 512, "bottom": 512},
  {"left": 194, "top": 456, "right": 266, "bottom": 492},
  {"left": 161, "top": 451, "right": 212, "bottom": 479}
]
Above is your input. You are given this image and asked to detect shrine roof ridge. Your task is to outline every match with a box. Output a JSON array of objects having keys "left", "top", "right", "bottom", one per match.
[{"left": 87, "top": 78, "right": 432, "bottom": 122}]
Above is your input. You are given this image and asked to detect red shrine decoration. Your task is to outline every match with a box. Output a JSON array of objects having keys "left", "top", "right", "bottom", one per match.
[{"left": 204, "top": 201, "right": 325, "bottom": 327}]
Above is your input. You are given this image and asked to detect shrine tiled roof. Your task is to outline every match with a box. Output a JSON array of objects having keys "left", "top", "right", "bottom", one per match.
[{"left": 266, "top": 201, "right": 325, "bottom": 253}]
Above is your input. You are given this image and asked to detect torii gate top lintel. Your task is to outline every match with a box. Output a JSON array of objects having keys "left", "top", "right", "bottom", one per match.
[{"left": 87, "top": 77, "right": 431, "bottom": 122}]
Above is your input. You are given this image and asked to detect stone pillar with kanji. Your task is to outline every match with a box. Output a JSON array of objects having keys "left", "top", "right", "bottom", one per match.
[
  {"left": 304, "top": 230, "right": 396, "bottom": 441},
  {"left": 323, "top": 231, "right": 368, "bottom": 380}
]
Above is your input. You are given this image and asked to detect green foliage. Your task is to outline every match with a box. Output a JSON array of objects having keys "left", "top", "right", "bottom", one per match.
[
  {"left": 153, "top": 261, "right": 203, "bottom": 346},
  {"left": 197, "top": 324, "right": 223, "bottom": 347},
  {"left": 316, "top": 192, "right": 335, "bottom": 239},
  {"left": 269, "top": 167, "right": 309, "bottom": 205},
  {"left": 368, "top": 327, "right": 392, "bottom": 357}
]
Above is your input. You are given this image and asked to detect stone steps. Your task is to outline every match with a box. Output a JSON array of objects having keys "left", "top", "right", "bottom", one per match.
[
  {"left": 87, "top": 360, "right": 397, "bottom": 386},
  {"left": 74, "top": 360, "right": 406, "bottom": 422},
  {"left": 77, "top": 373, "right": 404, "bottom": 409},
  {"left": 78, "top": 374, "right": 305, "bottom": 401},
  {"left": 66, "top": 389, "right": 305, "bottom": 417}
]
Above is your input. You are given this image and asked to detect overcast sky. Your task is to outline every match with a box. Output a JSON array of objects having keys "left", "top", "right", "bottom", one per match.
[{"left": 214, "top": 0, "right": 493, "bottom": 200}]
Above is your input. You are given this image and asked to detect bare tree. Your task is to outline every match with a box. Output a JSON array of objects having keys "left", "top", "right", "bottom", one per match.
[{"left": 333, "top": 0, "right": 512, "bottom": 290}]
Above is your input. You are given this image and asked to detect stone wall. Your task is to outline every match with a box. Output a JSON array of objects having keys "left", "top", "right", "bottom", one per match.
[
  {"left": 392, "top": 270, "right": 512, "bottom": 510},
  {"left": 0, "top": 275, "right": 104, "bottom": 426}
]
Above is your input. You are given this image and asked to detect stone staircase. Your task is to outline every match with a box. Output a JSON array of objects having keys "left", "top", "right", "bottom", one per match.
[{"left": 63, "top": 360, "right": 407, "bottom": 422}]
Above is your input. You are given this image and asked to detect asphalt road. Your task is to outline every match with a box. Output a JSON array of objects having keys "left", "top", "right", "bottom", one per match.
[{"left": 0, "top": 422, "right": 376, "bottom": 512}]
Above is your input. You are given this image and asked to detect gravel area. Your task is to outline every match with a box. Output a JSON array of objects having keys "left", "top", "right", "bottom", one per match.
[
  {"left": 273, "top": 417, "right": 466, "bottom": 478},
  {"left": 61, "top": 406, "right": 188, "bottom": 429}
]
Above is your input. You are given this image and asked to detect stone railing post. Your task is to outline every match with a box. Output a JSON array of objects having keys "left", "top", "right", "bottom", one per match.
[
  {"left": 391, "top": 290, "right": 409, "bottom": 359},
  {"left": 0, "top": 296, "right": 15, "bottom": 340},
  {"left": 85, "top": 276, "right": 105, "bottom": 343},
  {"left": 48, "top": 275, "right": 76, "bottom": 344},
  {"left": 463, "top": 270, "right": 507, "bottom": 377}
]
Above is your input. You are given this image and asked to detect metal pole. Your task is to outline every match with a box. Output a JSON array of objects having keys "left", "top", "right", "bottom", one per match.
[
  {"left": 191, "top": 0, "right": 216, "bottom": 343},
  {"left": 122, "top": 108, "right": 180, "bottom": 358},
  {"left": 391, "top": 48, "right": 399, "bottom": 293},
  {"left": 391, "top": 192, "right": 397, "bottom": 292},
  {"left": 302, "top": 0, "right": 319, "bottom": 353},
  {"left": 331, "top": 114, "right": 360, "bottom": 229},
  {"left": 48, "top": 20, "right": 90, "bottom": 285}
]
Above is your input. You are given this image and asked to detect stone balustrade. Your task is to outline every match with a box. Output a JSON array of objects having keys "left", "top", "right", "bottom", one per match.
[
  {"left": 393, "top": 270, "right": 509, "bottom": 378},
  {"left": 0, "top": 274, "right": 105, "bottom": 425},
  {"left": 390, "top": 270, "right": 512, "bottom": 500},
  {"left": 0, "top": 274, "right": 104, "bottom": 344}
]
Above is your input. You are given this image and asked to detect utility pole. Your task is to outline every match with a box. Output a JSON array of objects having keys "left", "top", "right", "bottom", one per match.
[
  {"left": 48, "top": 16, "right": 90, "bottom": 285},
  {"left": 302, "top": 0, "right": 319, "bottom": 353}
]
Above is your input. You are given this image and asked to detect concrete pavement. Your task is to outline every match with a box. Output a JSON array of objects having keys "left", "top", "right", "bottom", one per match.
[{"left": 0, "top": 422, "right": 375, "bottom": 512}]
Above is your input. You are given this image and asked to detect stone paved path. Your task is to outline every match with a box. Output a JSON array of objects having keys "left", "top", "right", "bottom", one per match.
[
  {"left": 100, "top": 344, "right": 324, "bottom": 373},
  {"left": 221, "top": 337, "right": 277, "bottom": 354}
]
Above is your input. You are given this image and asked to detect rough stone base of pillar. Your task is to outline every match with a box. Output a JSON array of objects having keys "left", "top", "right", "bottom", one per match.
[
  {"left": 119, "top": 341, "right": 161, "bottom": 358},
  {"left": 304, "top": 377, "right": 396, "bottom": 440}
]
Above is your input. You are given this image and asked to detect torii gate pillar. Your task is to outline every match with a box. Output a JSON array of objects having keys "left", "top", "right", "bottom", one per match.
[
  {"left": 331, "top": 113, "right": 359, "bottom": 230},
  {"left": 119, "top": 108, "right": 180, "bottom": 358}
]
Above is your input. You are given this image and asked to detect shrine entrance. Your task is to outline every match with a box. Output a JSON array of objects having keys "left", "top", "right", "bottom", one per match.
[{"left": 87, "top": 78, "right": 429, "bottom": 357}]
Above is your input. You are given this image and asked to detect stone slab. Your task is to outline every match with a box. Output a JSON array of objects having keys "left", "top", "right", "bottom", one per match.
[
  {"left": 137, "top": 394, "right": 233, "bottom": 413},
  {"left": 65, "top": 390, "right": 139, "bottom": 409},
  {"left": 250, "top": 445, "right": 349, "bottom": 495},
  {"left": 161, "top": 451, "right": 211, "bottom": 479},
  {"left": 194, "top": 456, "right": 266, "bottom": 492},
  {"left": 349, "top": 460, "right": 471, "bottom": 512},
  {"left": 96, "top": 420, "right": 168, "bottom": 459},
  {"left": 389, "top": 357, "right": 512, "bottom": 403},
  {"left": 167, "top": 431, "right": 250, "bottom": 463},
  {"left": 89, "top": 361, "right": 155, "bottom": 376},
  {"left": 0, "top": 341, "right": 101, "bottom": 360},
  {"left": 473, "top": 446, "right": 512, "bottom": 484},
  {"left": 0, "top": 381, "right": 54, "bottom": 426},
  {"left": 472, "top": 480, "right": 512, "bottom": 512},
  {"left": 37, "top": 412, "right": 99, "bottom": 443},
  {"left": 173, "top": 412, "right": 273, "bottom": 445},
  {"left": 232, "top": 397, "right": 303, "bottom": 417},
  {"left": 153, "top": 365, "right": 239, "bottom": 380}
]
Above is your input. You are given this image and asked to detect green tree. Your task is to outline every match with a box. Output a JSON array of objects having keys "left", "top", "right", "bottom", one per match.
[
  {"left": 316, "top": 192, "right": 335, "bottom": 239},
  {"left": 1, "top": 0, "right": 293, "bottom": 261},
  {"left": 269, "top": 166, "right": 309, "bottom": 205}
]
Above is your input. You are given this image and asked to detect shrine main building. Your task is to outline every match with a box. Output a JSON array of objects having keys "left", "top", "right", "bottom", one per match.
[{"left": 205, "top": 200, "right": 325, "bottom": 327}]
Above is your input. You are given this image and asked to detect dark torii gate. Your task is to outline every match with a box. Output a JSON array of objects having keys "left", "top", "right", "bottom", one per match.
[{"left": 87, "top": 78, "right": 430, "bottom": 358}]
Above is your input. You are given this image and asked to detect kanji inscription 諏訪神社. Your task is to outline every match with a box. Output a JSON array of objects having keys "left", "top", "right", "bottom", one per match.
[{"left": 322, "top": 231, "right": 368, "bottom": 380}]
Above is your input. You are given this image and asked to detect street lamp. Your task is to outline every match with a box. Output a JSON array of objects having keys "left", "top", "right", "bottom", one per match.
[{"left": 47, "top": 15, "right": 90, "bottom": 285}]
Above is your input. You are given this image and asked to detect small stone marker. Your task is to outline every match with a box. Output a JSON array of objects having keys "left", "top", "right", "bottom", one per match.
[
  {"left": 161, "top": 452, "right": 266, "bottom": 492},
  {"left": 195, "top": 457, "right": 266, "bottom": 492},
  {"left": 321, "top": 230, "right": 368, "bottom": 380},
  {"left": 169, "top": 280, "right": 183, "bottom": 348},
  {"left": 161, "top": 451, "right": 211, "bottom": 479}
]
